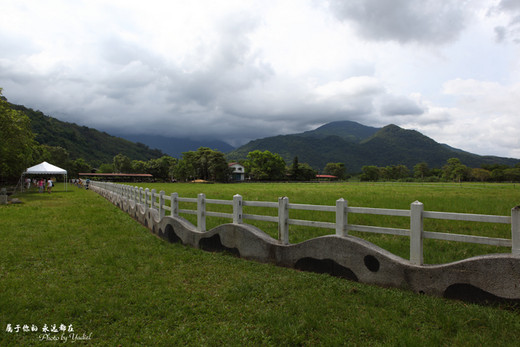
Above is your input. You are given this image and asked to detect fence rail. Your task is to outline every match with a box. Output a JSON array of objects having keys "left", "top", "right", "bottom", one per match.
[{"left": 91, "top": 181, "right": 520, "bottom": 265}]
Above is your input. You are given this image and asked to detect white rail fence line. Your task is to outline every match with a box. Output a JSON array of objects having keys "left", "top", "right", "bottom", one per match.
[{"left": 91, "top": 181, "right": 520, "bottom": 265}]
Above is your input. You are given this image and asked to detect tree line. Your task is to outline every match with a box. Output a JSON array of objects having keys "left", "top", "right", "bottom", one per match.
[
  {"left": 94, "top": 149, "right": 346, "bottom": 183},
  {"left": 360, "top": 158, "right": 520, "bottom": 182}
]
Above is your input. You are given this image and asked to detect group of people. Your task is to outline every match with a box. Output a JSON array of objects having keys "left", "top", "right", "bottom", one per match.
[
  {"left": 71, "top": 178, "right": 90, "bottom": 189},
  {"left": 25, "top": 177, "right": 54, "bottom": 193}
]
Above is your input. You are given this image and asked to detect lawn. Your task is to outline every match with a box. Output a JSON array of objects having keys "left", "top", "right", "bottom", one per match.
[
  {"left": 124, "top": 181, "right": 520, "bottom": 264},
  {"left": 1, "top": 183, "right": 520, "bottom": 345}
]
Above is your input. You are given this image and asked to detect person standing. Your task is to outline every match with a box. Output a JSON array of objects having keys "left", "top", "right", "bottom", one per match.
[
  {"left": 38, "top": 179, "right": 44, "bottom": 193},
  {"left": 47, "top": 178, "right": 53, "bottom": 193}
]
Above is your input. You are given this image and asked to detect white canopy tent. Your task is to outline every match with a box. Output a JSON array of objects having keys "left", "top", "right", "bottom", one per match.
[{"left": 23, "top": 161, "right": 68, "bottom": 191}]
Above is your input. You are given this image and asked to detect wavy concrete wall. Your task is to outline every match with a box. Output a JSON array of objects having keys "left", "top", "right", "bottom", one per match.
[{"left": 92, "top": 185, "right": 520, "bottom": 304}]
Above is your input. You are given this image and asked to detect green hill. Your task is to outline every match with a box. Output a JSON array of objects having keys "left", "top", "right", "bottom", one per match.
[
  {"left": 300, "top": 120, "right": 380, "bottom": 141},
  {"left": 227, "top": 121, "right": 520, "bottom": 172},
  {"left": 10, "top": 103, "right": 165, "bottom": 166}
]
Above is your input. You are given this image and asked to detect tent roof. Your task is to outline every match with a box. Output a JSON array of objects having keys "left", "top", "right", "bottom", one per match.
[{"left": 25, "top": 161, "right": 67, "bottom": 175}]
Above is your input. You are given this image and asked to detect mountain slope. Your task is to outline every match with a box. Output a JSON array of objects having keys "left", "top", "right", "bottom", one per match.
[
  {"left": 301, "top": 120, "right": 380, "bottom": 141},
  {"left": 10, "top": 104, "right": 165, "bottom": 165},
  {"left": 227, "top": 121, "right": 520, "bottom": 171}
]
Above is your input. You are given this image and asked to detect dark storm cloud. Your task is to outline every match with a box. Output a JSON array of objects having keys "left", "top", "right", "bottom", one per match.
[{"left": 328, "top": 0, "right": 466, "bottom": 44}]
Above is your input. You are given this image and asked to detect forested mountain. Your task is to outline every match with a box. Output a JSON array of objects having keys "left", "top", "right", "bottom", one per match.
[
  {"left": 10, "top": 104, "right": 165, "bottom": 166},
  {"left": 227, "top": 121, "right": 520, "bottom": 172},
  {"left": 300, "top": 120, "right": 380, "bottom": 141}
]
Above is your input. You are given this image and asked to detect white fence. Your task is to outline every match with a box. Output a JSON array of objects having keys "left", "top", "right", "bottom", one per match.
[{"left": 91, "top": 181, "right": 520, "bottom": 265}]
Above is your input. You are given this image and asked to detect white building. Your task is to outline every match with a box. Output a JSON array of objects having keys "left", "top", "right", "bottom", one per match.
[{"left": 229, "top": 163, "right": 245, "bottom": 181}]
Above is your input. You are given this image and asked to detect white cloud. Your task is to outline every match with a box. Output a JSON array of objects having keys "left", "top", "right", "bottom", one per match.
[{"left": 404, "top": 79, "right": 520, "bottom": 158}]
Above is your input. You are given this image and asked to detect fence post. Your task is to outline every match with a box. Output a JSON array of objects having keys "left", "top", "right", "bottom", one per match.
[
  {"left": 512, "top": 206, "right": 520, "bottom": 255},
  {"left": 171, "top": 193, "right": 178, "bottom": 217},
  {"left": 336, "top": 198, "right": 348, "bottom": 237},
  {"left": 139, "top": 188, "right": 143, "bottom": 204},
  {"left": 134, "top": 186, "right": 138, "bottom": 202},
  {"left": 278, "top": 197, "right": 289, "bottom": 245},
  {"left": 159, "top": 191, "right": 165, "bottom": 218},
  {"left": 410, "top": 200, "right": 424, "bottom": 265},
  {"left": 233, "top": 194, "right": 243, "bottom": 224},
  {"left": 144, "top": 188, "right": 149, "bottom": 210},
  {"left": 151, "top": 189, "right": 156, "bottom": 210},
  {"left": 197, "top": 193, "right": 206, "bottom": 232}
]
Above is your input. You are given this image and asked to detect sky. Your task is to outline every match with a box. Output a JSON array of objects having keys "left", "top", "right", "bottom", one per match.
[{"left": 1, "top": 0, "right": 520, "bottom": 159}]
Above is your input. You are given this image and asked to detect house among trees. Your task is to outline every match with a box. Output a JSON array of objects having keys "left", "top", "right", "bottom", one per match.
[{"left": 229, "top": 163, "right": 245, "bottom": 181}]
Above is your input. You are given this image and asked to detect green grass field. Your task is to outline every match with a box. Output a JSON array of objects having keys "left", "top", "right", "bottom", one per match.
[
  {"left": 127, "top": 181, "right": 519, "bottom": 264},
  {"left": 1, "top": 182, "right": 520, "bottom": 345}
]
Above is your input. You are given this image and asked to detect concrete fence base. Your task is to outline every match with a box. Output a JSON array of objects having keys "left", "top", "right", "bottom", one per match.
[{"left": 91, "top": 185, "right": 520, "bottom": 304}]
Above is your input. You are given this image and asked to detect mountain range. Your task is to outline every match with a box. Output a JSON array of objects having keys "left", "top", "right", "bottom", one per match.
[
  {"left": 226, "top": 121, "right": 519, "bottom": 172},
  {"left": 12, "top": 101, "right": 519, "bottom": 171}
]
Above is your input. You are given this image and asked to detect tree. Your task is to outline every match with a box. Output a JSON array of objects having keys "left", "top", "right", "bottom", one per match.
[
  {"left": 471, "top": 168, "right": 491, "bottom": 182},
  {"left": 146, "top": 156, "right": 177, "bottom": 181},
  {"left": 131, "top": 160, "right": 147, "bottom": 174},
  {"left": 323, "top": 162, "right": 347, "bottom": 180},
  {"left": 288, "top": 156, "right": 316, "bottom": 181},
  {"left": 381, "top": 165, "right": 410, "bottom": 180},
  {"left": 296, "top": 162, "right": 317, "bottom": 181},
  {"left": 98, "top": 163, "right": 113, "bottom": 173},
  {"left": 113, "top": 154, "right": 132, "bottom": 173},
  {"left": 174, "top": 148, "right": 228, "bottom": 182},
  {"left": 174, "top": 151, "right": 196, "bottom": 182},
  {"left": 0, "top": 89, "right": 36, "bottom": 182},
  {"left": 360, "top": 166, "right": 380, "bottom": 181},
  {"left": 38, "top": 145, "right": 69, "bottom": 169},
  {"left": 413, "top": 162, "right": 429, "bottom": 180},
  {"left": 503, "top": 168, "right": 520, "bottom": 182},
  {"left": 70, "top": 158, "right": 91, "bottom": 177},
  {"left": 289, "top": 156, "right": 300, "bottom": 180},
  {"left": 245, "top": 150, "right": 287, "bottom": 181},
  {"left": 442, "top": 158, "right": 469, "bottom": 182}
]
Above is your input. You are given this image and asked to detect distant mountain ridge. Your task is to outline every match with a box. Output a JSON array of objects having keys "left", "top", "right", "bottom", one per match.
[
  {"left": 227, "top": 121, "right": 519, "bottom": 172},
  {"left": 10, "top": 103, "right": 165, "bottom": 166},
  {"left": 11, "top": 103, "right": 234, "bottom": 164},
  {"left": 11, "top": 100, "right": 519, "bottom": 171}
]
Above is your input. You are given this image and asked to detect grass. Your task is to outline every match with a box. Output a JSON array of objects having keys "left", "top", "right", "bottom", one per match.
[
  {"left": 125, "top": 181, "right": 519, "bottom": 264},
  {"left": 1, "top": 183, "right": 520, "bottom": 345}
]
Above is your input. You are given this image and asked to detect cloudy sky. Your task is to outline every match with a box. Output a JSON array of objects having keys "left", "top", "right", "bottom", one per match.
[{"left": 1, "top": 0, "right": 519, "bottom": 158}]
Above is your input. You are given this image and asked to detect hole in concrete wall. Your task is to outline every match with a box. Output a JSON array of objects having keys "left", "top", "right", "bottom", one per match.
[
  {"left": 199, "top": 234, "right": 240, "bottom": 257},
  {"left": 364, "top": 255, "right": 380, "bottom": 272},
  {"left": 444, "top": 283, "right": 520, "bottom": 305},
  {"left": 295, "top": 257, "right": 358, "bottom": 282},
  {"left": 164, "top": 224, "right": 181, "bottom": 244}
]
